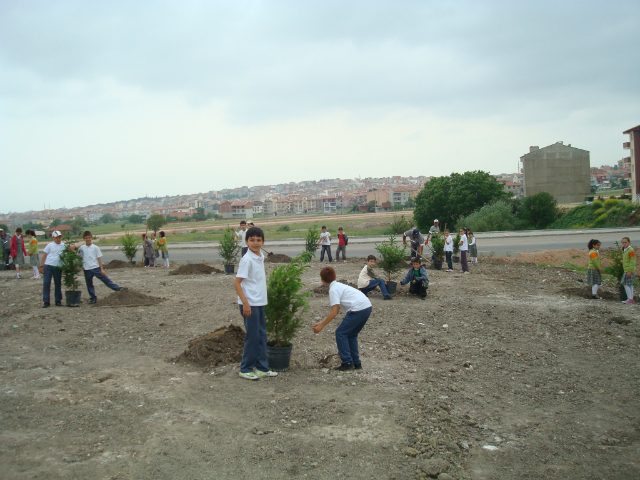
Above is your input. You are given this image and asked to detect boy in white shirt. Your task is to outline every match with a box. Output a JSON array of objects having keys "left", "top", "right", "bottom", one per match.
[
  {"left": 39, "top": 230, "right": 66, "bottom": 307},
  {"left": 234, "top": 221, "right": 249, "bottom": 257},
  {"left": 458, "top": 228, "right": 469, "bottom": 274},
  {"left": 234, "top": 227, "right": 277, "bottom": 380},
  {"left": 71, "top": 231, "right": 124, "bottom": 304},
  {"left": 313, "top": 266, "right": 373, "bottom": 371},
  {"left": 443, "top": 229, "right": 454, "bottom": 272},
  {"left": 317, "top": 226, "right": 333, "bottom": 263}
]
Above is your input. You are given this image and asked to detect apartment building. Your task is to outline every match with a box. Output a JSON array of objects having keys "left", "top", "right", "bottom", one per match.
[{"left": 623, "top": 124, "right": 640, "bottom": 202}]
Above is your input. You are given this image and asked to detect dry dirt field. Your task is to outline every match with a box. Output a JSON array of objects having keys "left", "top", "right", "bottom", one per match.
[{"left": 1, "top": 253, "right": 639, "bottom": 480}]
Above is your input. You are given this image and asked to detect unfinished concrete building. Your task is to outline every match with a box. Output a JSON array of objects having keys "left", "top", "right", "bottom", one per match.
[{"left": 520, "top": 142, "right": 590, "bottom": 204}]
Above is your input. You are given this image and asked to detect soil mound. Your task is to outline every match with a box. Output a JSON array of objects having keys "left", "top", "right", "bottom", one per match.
[
  {"left": 264, "top": 253, "right": 292, "bottom": 263},
  {"left": 313, "top": 279, "right": 358, "bottom": 294},
  {"left": 174, "top": 325, "right": 245, "bottom": 368},
  {"left": 94, "top": 289, "right": 164, "bottom": 307},
  {"left": 169, "top": 264, "right": 224, "bottom": 275},
  {"left": 105, "top": 259, "right": 134, "bottom": 269},
  {"left": 559, "top": 286, "right": 619, "bottom": 301}
]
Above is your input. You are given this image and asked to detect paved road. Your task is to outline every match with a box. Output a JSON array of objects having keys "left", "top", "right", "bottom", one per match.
[{"left": 98, "top": 228, "right": 640, "bottom": 264}]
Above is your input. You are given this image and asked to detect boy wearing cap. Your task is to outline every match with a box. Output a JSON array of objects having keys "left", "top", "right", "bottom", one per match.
[
  {"left": 403, "top": 228, "right": 424, "bottom": 259},
  {"left": 39, "top": 231, "right": 66, "bottom": 307}
]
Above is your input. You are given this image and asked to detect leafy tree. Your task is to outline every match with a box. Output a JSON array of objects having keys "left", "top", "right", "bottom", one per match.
[
  {"left": 414, "top": 171, "right": 506, "bottom": 231},
  {"left": 374, "top": 234, "right": 408, "bottom": 282},
  {"left": 303, "top": 225, "right": 320, "bottom": 262},
  {"left": 520, "top": 192, "right": 558, "bottom": 229},
  {"left": 0, "top": 223, "right": 9, "bottom": 232},
  {"left": 146, "top": 214, "right": 167, "bottom": 234},
  {"left": 100, "top": 213, "right": 116, "bottom": 224},
  {"left": 385, "top": 214, "right": 413, "bottom": 235},
  {"left": 23, "top": 223, "right": 44, "bottom": 231},
  {"left": 192, "top": 207, "right": 207, "bottom": 221},
  {"left": 393, "top": 204, "right": 404, "bottom": 211},
  {"left": 218, "top": 228, "right": 241, "bottom": 266},
  {"left": 405, "top": 197, "right": 416, "bottom": 208},
  {"left": 51, "top": 218, "right": 62, "bottom": 227},
  {"left": 367, "top": 200, "right": 377, "bottom": 213},
  {"left": 70, "top": 216, "right": 87, "bottom": 236},
  {"left": 60, "top": 242, "right": 84, "bottom": 291},
  {"left": 128, "top": 214, "right": 144, "bottom": 224}
]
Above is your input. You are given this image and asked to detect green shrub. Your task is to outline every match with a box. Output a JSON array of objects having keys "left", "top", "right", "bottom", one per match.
[
  {"left": 385, "top": 214, "right": 413, "bottom": 235},
  {"left": 594, "top": 213, "right": 608, "bottom": 225},
  {"left": 265, "top": 253, "right": 312, "bottom": 348},
  {"left": 277, "top": 225, "right": 291, "bottom": 232},
  {"left": 429, "top": 234, "right": 445, "bottom": 261},
  {"left": 456, "top": 200, "right": 517, "bottom": 232},
  {"left": 590, "top": 200, "right": 604, "bottom": 210},
  {"left": 520, "top": 192, "right": 558, "bottom": 228},
  {"left": 603, "top": 198, "right": 619, "bottom": 210},
  {"left": 218, "top": 228, "right": 241, "bottom": 265},
  {"left": 60, "top": 243, "right": 84, "bottom": 291},
  {"left": 374, "top": 234, "right": 408, "bottom": 282},
  {"left": 304, "top": 225, "right": 320, "bottom": 261},
  {"left": 120, "top": 230, "right": 139, "bottom": 263},
  {"left": 594, "top": 208, "right": 606, "bottom": 216},
  {"left": 603, "top": 241, "right": 625, "bottom": 278}
]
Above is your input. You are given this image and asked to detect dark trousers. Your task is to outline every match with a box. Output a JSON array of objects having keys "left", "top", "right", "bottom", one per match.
[
  {"left": 409, "top": 281, "right": 428, "bottom": 297},
  {"left": 84, "top": 268, "right": 121, "bottom": 301},
  {"left": 336, "top": 244, "right": 347, "bottom": 261},
  {"left": 461, "top": 251, "right": 469, "bottom": 272},
  {"left": 320, "top": 245, "right": 332, "bottom": 262},
  {"left": 144, "top": 256, "right": 151, "bottom": 267},
  {"left": 445, "top": 251, "right": 453, "bottom": 270},
  {"left": 239, "top": 305, "right": 269, "bottom": 373},
  {"left": 335, "top": 307, "right": 372, "bottom": 365},
  {"left": 410, "top": 242, "right": 421, "bottom": 259},
  {"left": 360, "top": 279, "right": 389, "bottom": 296},
  {"left": 43, "top": 265, "right": 62, "bottom": 304}
]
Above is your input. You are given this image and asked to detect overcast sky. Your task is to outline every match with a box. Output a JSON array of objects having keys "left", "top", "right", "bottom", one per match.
[{"left": 1, "top": 0, "right": 639, "bottom": 214}]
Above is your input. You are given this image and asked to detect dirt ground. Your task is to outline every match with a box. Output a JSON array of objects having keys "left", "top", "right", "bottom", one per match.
[{"left": 1, "top": 252, "right": 639, "bottom": 480}]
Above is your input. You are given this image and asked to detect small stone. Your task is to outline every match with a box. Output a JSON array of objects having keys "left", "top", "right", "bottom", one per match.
[
  {"left": 438, "top": 474, "right": 455, "bottom": 480},
  {"left": 421, "top": 458, "right": 449, "bottom": 476},
  {"left": 405, "top": 447, "right": 420, "bottom": 457}
]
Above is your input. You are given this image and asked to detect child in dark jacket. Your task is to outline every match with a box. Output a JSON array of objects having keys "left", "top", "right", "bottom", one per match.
[{"left": 400, "top": 257, "right": 429, "bottom": 299}]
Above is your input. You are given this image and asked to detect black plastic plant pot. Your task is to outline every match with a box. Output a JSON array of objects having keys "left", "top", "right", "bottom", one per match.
[
  {"left": 452, "top": 256, "right": 460, "bottom": 263},
  {"left": 386, "top": 281, "right": 397, "bottom": 295},
  {"left": 65, "top": 291, "right": 82, "bottom": 307},
  {"left": 267, "top": 343, "right": 292, "bottom": 371},
  {"left": 224, "top": 264, "right": 235, "bottom": 274},
  {"left": 433, "top": 260, "right": 443, "bottom": 270}
]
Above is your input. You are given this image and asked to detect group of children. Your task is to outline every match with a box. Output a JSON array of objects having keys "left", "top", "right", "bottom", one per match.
[
  {"left": 141, "top": 231, "right": 170, "bottom": 268},
  {"left": 315, "top": 226, "right": 348, "bottom": 263},
  {"left": 442, "top": 228, "right": 477, "bottom": 273},
  {"left": 2, "top": 227, "right": 41, "bottom": 279},
  {"left": 586, "top": 236, "right": 636, "bottom": 304}
]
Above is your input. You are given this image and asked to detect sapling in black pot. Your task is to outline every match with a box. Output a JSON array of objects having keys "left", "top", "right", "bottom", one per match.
[
  {"left": 60, "top": 242, "right": 84, "bottom": 306},
  {"left": 452, "top": 233, "right": 461, "bottom": 263},
  {"left": 265, "top": 253, "right": 312, "bottom": 371},
  {"left": 374, "top": 234, "right": 407, "bottom": 295},
  {"left": 303, "top": 225, "right": 320, "bottom": 262},
  {"left": 218, "top": 227, "right": 241, "bottom": 274},
  {"left": 429, "top": 234, "right": 445, "bottom": 270},
  {"left": 120, "top": 230, "right": 139, "bottom": 264}
]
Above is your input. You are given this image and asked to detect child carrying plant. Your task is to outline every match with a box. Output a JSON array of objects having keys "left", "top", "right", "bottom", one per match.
[
  {"left": 468, "top": 232, "right": 478, "bottom": 264},
  {"left": 400, "top": 257, "right": 429, "bottom": 299},
  {"left": 158, "top": 231, "right": 169, "bottom": 267},
  {"left": 233, "top": 227, "right": 278, "bottom": 380},
  {"left": 587, "top": 239, "right": 603, "bottom": 300},
  {"left": 357, "top": 255, "right": 392, "bottom": 300},
  {"left": 25, "top": 229, "right": 40, "bottom": 279},
  {"left": 313, "top": 266, "right": 372, "bottom": 371},
  {"left": 621, "top": 236, "right": 636, "bottom": 305},
  {"left": 70, "top": 231, "right": 125, "bottom": 304}
]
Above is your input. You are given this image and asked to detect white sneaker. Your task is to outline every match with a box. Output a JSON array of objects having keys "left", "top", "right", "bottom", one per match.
[
  {"left": 239, "top": 372, "right": 260, "bottom": 381},
  {"left": 256, "top": 370, "right": 278, "bottom": 377}
]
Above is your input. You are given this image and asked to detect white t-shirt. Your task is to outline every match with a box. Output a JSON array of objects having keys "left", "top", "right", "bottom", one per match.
[
  {"left": 329, "top": 281, "right": 372, "bottom": 313},
  {"left": 320, "top": 231, "right": 331, "bottom": 245},
  {"left": 469, "top": 237, "right": 476, "bottom": 246},
  {"left": 444, "top": 235, "right": 453, "bottom": 252},
  {"left": 236, "top": 250, "right": 267, "bottom": 306},
  {"left": 459, "top": 234, "right": 468, "bottom": 251},
  {"left": 78, "top": 244, "right": 103, "bottom": 270},
  {"left": 43, "top": 242, "right": 66, "bottom": 267},
  {"left": 236, "top": 229, "right": 247, "bottom": 248}
]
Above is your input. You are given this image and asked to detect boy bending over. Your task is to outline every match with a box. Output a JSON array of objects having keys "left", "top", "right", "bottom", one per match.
[
  {"left": 357, "top": 255, "right": 392, "bottom": 300},
  {"left": 313, "top": 267, "right": 372, "bottom": 371}
]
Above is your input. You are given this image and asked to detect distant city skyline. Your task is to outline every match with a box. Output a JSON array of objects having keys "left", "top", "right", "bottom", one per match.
[{"left": 2, "top": 1, "right": 638, "bottom": 213}]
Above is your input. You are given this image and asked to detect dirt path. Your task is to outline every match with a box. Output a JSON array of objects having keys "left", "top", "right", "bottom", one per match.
[{"left": 0, "top": 255, "right": 638, "bottom": 479}]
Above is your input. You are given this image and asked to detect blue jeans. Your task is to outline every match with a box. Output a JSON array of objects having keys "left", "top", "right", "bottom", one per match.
[
  {"left": 360, "top": 279, "right": 389, "bottom": 296},
  {"left": 43, "top": 265, "right": 62, "bottom": 304},
  {"left": 238, "top": 305, "right": 269, "bottom": 373},
  {"left": 335, "top": 306, "right": 372, "bottom": 365},
  {"left": 320, "top": 245, "right": 332, "bottom": 262},
  {"left": 84, "top": 268, "right": 121, "bottom": 301},
  {"left": 446, "top": 251, "right": 453, "bottom": 270}
]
